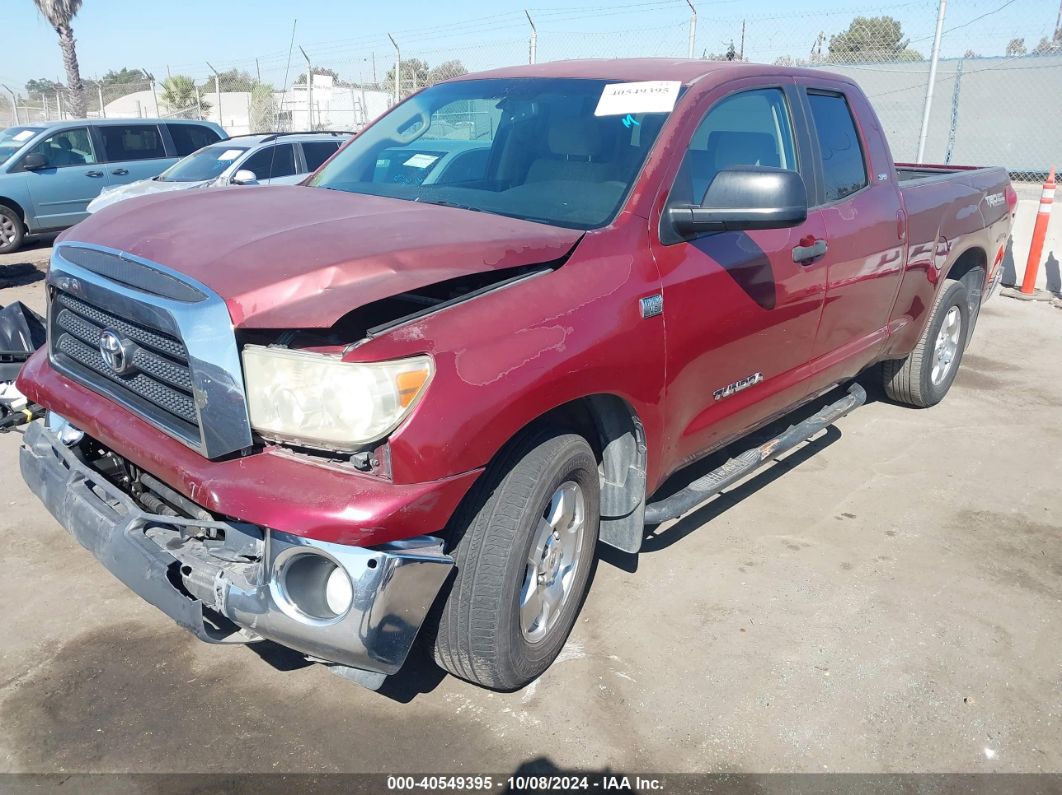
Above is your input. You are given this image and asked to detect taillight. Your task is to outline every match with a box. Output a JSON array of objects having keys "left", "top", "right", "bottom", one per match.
[{"left": 1005, "top": 185, "right": 1018, "bottom": 209}]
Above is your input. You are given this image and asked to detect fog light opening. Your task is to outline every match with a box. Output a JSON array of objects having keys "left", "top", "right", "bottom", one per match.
[{"left": 277, "top": 553, "right": 352, "bottom": 621}]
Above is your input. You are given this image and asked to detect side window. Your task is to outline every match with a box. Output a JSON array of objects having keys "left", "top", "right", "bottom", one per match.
[
  {"left": 100, "top": 124, "right": 167, "bottom": 161},
  {"left": 242, "top": 144, "right": 297, "bottom": 179},
  {"left": 669, "top": 88, "right": 797, "bottom": 207},
  {"left": 807, "top": 91, "right": 868, "bottom": 202},
  {"left": 167, "top": 124, "right": 222, "bottom": 157},
  {"left": 25, "top": 127, "right": 96, "bottom": 167},
  {"left": 301, "top": 141, "right": 341, "bottom": 172}
]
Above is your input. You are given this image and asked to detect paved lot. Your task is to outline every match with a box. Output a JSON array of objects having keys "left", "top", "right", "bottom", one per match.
[{"left": 1, "top": 243, "right": 1060, "bottom": 775}]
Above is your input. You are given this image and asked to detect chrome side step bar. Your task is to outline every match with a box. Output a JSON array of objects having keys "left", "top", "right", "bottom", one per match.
[{"left": 643, "top": 383, "right": 867, "bottom": 525}]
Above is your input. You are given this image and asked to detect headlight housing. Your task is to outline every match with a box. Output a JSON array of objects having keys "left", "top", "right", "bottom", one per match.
[{"left": 242, "top": 345, "right": 433, "bottom": 450}]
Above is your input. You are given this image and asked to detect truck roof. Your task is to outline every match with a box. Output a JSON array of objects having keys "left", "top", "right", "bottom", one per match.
[{"left": 464, "top": 58, "right": 848, "bottom": 86}]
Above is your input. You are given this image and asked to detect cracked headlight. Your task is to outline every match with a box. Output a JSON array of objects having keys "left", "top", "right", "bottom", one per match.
[{"left": 242, "top": 345, "right": 433, "bottom": 450}]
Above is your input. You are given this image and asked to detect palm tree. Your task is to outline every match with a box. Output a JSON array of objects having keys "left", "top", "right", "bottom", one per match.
[
  {"left": 161, "top": 75, "right": 209, "bottom": 118},
  {"left": 32, "top": 0, "right": 85, "bottom": 118}
]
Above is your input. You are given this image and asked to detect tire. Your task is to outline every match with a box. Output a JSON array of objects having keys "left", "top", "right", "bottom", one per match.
[
  {"left": 0, "top": 205, "right": 24, "bottom": 254},
  {"left": 432, "top": 429, "right": 600, "bottom": 690},
  {"left": 882, "top": 278, "right": 970, "bottom": 408}
]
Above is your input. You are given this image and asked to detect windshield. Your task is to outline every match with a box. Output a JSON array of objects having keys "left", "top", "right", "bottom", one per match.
[
  {"left": 158, "top": 145, "right": 249, "bottom": 182},
  {"left": 310, "top": 77, "right": 676, "bottom": 230},
  {"left": 0, "top": 126, "right": 45, "bottom": 162}
]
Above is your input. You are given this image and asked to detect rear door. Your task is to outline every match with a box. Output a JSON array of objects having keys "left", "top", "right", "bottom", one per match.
[
  {"left": 96, "top": 123, "right": 174, "bottom": 185},
  {"left": 19, "top": 126, "right": 110, "bottom": 229},
  {"left": 239, "top": 143, "right": 298, "bottom": 185},
  {"left": 799, "top": 82, "right": 905, "bottom": 368},
  {"left": 649, "top": 80, "right": 829, "bottom": 463},
  {"left": 299, "top": 140, "right": 342, "bottom": 177},
  {"left": 165, "top": 123, "right": 224, "bottom": 157}
]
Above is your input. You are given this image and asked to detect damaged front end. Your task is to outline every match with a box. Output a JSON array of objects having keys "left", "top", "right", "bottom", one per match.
[{"left": 20, "top": 416, "right": 453, "bottom": 687}]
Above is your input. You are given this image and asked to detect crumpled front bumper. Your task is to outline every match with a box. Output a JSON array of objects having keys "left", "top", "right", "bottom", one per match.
[{"left": 19, "top": 419, "right": 454, "bottom": 678}]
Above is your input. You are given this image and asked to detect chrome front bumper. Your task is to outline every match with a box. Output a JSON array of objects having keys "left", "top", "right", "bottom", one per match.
[{"left": 19, "top": 419, "right": 453, "bottom": 678}]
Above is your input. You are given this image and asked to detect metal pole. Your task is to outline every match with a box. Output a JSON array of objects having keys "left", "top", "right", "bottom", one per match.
[
  {"left": 1, "top": 84, "right": 19, "bottom": 124},
  {"left": 43, "top": 94, "right": 50, "bottom": 120},
  {"left": 299, "top": 46, "right": 313, "bottom": 129},
  {"left": 388, "top": 34, "right": 400, "bottom": 104},
  {"left": 194, "top": 85, "right": 202, "bottom": 119},
  {"left": 55, "top": 90, "right": 62, "bottom": 120},
  {"left": 686, "top": 0, "right": 697, "bottom": 58},
  {"left": 740, "top": 20, "right": 746, "bottom": 61},
  {"left": 97, "top": 83, "right": 105, "bottom": 117},
  {"left": 207, "top": 62, "right": 222, "bottom": 128},
  {"left": 916, "top": 0, "right": 947, "bottom": 163},
  {"left": 147, "top": 73, "right": 159, "bottom": 117},
  {"left": 526, "top": 11, "right": 538, "bottom": 64}
]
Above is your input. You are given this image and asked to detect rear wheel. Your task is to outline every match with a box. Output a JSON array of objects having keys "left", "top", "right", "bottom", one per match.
[
  {"left": 882, "top": 278, "right": 970, "bottom": 407},
  {"left": 432, "top": 429, "right": 600, "bottom": 690},
  {"left": 0, "top": 205, "right": 24, "bottom": 254}
]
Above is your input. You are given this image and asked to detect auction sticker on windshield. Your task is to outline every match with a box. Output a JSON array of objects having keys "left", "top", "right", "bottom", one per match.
[
  {"left": 217, "top": 149, "right": 244, "bottom": 160},
  {"left": 404, "top": 153, "right": 440, "bottom": 169},
  {"left": 594, "top": 81, "right": 680, "bottom": 116}
]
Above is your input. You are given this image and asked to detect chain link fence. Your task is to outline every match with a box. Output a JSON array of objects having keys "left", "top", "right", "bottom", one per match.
[{"left": 2, "top": 0, "right": 1059, "bottom": 178}]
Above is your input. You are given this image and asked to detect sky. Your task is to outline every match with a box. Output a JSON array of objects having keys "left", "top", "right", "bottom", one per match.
[{"left": 1, "top": 0, "right": 1058, "bottom": 93}]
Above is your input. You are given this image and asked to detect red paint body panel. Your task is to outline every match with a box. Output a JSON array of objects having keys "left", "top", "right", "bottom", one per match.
[
  {"left": 73, "top": 186, "right": 583, "bottom": 329},
  {"left": 17, "top": 350, "right": 481, "bottom": 545},
  {"left": 22, "top": 60, "right": 1014, "bottom": 545}
]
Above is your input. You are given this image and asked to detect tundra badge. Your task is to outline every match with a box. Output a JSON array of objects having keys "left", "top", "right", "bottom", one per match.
[{"left": 714, "top": 372, "right": 764, "bottom": 401}]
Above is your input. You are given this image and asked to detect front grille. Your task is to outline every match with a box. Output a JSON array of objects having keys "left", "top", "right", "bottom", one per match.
[{"left": 50, "top": 289, "right": 200, "bottom": 434}]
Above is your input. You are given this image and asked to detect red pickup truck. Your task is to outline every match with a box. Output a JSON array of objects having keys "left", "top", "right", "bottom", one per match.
[{"left": 17, "top": 59, "right": 1014, "bottom": 690}]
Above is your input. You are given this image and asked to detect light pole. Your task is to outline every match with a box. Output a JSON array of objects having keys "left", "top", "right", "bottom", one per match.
[
  {"left": 388, "top": 33, "right": 400, "bottom": 105},
  {"left": 916, "top": 0, "right": 947, "bottom": 163},
  {"left": 207, "top": 62, "right": 222, "bottom": 128},
  {"left": 526, "top": 11, "right": 538, "bottom": 65},
  {"left": 0, "top": 84, "right": 19, "bottom": 124},
  {"left": 299, "top": 46, "right": 313, "bottom": 129},
  {"left": 686, "top": 0, "right": 697, "bottom": 59}
]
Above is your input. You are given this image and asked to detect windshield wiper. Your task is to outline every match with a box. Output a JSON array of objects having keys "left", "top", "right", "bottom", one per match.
[{"left": 419, "top": 199, "right": 483, "bottom": 213}]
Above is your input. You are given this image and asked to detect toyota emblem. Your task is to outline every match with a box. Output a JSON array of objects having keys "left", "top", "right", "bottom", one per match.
[{"left": 99, "top": 330, "right": 134, "bottom": 375}]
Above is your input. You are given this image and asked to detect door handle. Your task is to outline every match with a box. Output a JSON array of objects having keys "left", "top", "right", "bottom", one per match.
[
  {"left": 111, "top": 168, "right": 129, "bottom": 176},
  {"left": 85, "top": 170, "right": 104, "bottom": 178},
  {"left": 792, "top": 237, "right": 828, "bottom": 263}
]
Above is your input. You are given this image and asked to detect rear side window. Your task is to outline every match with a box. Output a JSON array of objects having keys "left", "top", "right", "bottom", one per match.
[
  {"left": 100, "top": 124, "right": 167, "bottom": 161},
  {"left": 668, "top": 88, "right": 798, "bottom": 207},
  {"left": 807, "top": 92, "right": 868, "bottom": 202},
  {"left": 242, "top": 143, "right": 297, "bottom": 179},
  {"left": 302, "top": 141, "right": 341, "bottom": 172},
  {"left": 167, "top": 124, "right": 222, "bottom": 156}
]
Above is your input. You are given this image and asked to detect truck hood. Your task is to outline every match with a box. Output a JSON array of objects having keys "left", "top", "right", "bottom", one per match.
[{"left": 63, "top": 185, "right": 584, "bottom": 329}]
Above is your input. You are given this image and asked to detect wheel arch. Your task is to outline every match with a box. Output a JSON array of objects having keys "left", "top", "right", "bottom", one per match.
[
  {"left": 466, "top": 393, "right": 649, "bottom": 555},
  {"left": 944, "top": 245, "right": 988, "bottom": 290},
  {"left": 0, "top": 195, "right": 27, "bottom": 229}
]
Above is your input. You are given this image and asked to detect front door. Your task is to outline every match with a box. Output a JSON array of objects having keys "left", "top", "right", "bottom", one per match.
[
  {"left": 650, "top": 84, "right": 828, "bottom": 470},
  {"left": 21, "top": 127, "right": 110, "bottom": 230}
]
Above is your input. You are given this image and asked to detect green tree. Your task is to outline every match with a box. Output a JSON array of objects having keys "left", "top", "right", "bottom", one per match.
[
  {"left": 295, "top": 66, "right": 343, "bottom": 86},
  {"left": 100, "top": 67, "right": 151, "bottom": 86},
  {"left": 1006, "top": 37, "right": 1027, "bottom": 57},
  {"left": 161, "top": 74, "right": 209, "bottom": 117},
  {"left": 201, "top": 69, "right": 256, "bottom": 93},
  {"left": 828, "top": 16, "right": 922, "bottom": 63},
  {"left": 249, "top": 83, "right": 276, "bottom": 132},
  {"left": 1033, "top": 27, "right": 1062, "bottom": 55},
  {"left": 428, "top": 60, "right": 468, "bottom": 84},
  {"left": 32, "top": 0, "right": 86, "bottom": 117},
  {"left": 25, "top": 77, "right": 63, "bottom": 100},
  {"left": 384, "top": 58, "right": 429, "bottom": 98}
]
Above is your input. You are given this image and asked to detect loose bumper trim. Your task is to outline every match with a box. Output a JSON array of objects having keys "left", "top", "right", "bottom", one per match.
[{"left": 19, "top": 419, "right": 454, "bottom": 676}]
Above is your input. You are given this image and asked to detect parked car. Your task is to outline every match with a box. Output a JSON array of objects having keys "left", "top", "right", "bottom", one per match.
[
  {"left": 87, "top": 131, "right": 352, "bottom": 214},
  {"left": 18, "top": 60, "right": 1014, "bottom": 691},
  {"left": 0, "top": 118, "right": 226, "bottom": 253}
]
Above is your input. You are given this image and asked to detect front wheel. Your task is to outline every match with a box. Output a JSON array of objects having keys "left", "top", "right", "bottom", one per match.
[
  {"left": 0, "top": 205, "right": 24, "bottom": 254},
  {"left": 882, "top": 278, "right": 970, "bottom": 407},
  {"left": 432, "top": 429, "right": 600, "bottom": 690}
]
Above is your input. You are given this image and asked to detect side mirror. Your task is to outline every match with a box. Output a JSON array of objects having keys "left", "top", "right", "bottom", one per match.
[
  {"left": 666, "top": 166, "right": 808, "bottom": 239},
  {"left": 231, "top": 169, "right": 258, "bottom": 185},
  {"left": 21, "top": 153, "right": 48, "bottom": 171}
]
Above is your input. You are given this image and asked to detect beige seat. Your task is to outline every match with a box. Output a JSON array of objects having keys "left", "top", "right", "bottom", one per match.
[{"left": 526, "top": 117, "right": 611, "bottom": 184}]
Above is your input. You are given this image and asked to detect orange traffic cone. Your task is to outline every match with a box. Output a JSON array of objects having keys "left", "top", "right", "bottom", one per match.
[{"left": 1021, "top": 166, "right": 1056, "bottom": 294}]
